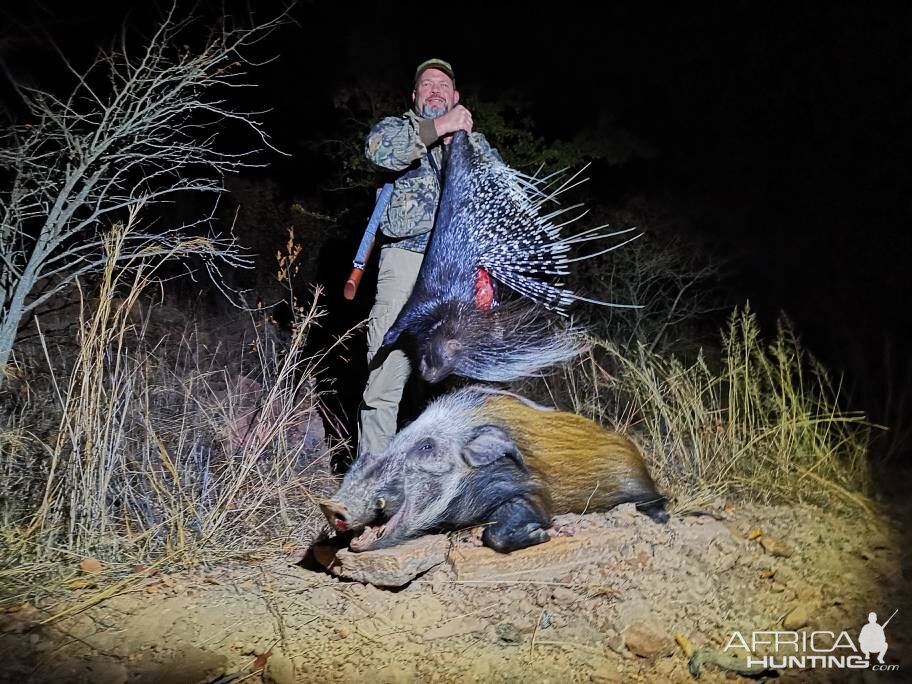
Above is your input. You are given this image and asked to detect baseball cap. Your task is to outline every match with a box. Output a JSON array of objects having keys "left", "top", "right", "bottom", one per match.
[{"left": 415, "top": 58, "right": 455, "bottom": 85}]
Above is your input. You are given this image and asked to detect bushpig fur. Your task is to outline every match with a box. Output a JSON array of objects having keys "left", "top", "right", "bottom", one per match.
[{"left": 321, "top": 386, "right": 667, "bottom": 553}]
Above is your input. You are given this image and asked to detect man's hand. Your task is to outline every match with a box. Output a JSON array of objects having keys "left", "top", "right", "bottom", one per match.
[{"left": 433, "top": 105, "right": 473, "bottom": 140}]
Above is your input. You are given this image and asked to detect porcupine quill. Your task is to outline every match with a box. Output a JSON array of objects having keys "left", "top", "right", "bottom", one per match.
[{"left": 383, "top": 130, "right": 641, "bottom": 384}]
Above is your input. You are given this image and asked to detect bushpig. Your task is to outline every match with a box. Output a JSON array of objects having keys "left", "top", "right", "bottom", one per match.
[{"left": 321, "top": 386, "right": 667, "bottom": 553}]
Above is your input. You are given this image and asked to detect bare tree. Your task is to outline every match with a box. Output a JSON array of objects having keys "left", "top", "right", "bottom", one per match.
[
  {"left": 573, "top": 203, "right": 727, "bottom": 355},
  {"left": 0, "top": 4, "right": 288, "bottom": 384}
]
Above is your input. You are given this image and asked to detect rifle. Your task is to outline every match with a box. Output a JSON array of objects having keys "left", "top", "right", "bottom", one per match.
[{"left": 343, "top": 183, "right": 395, "bottom": 300}]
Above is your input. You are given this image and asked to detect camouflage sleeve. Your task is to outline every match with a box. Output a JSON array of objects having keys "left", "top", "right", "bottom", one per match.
[{"left": 364, "top": 115, "right": 428, "bottom": 171}]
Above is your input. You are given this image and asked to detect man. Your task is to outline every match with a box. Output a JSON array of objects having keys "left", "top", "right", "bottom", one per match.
[
  {"left": 859, "top": 612, "right": 889, "bottom": 664},
  {"left": 358, "top": 58, "right": 497, "bottom": 456}
]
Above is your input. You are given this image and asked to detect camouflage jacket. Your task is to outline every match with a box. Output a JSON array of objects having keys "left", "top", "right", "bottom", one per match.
[{"left": 365, "top": 110, "right": 497, "bottom": 253}]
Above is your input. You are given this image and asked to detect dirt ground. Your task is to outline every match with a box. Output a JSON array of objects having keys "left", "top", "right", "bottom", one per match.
[{"left": 1, "top": 499, "right": 909, "bottom": 684}]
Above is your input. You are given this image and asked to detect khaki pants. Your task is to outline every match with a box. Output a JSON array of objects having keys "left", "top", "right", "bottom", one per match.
[{"left": 358, "top": 247, "right": 424, "bottom": 455}]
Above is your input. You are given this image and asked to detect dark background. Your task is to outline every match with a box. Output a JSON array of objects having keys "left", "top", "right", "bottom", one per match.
[{"left": 3, "top": 1, "right": 911, "bottom": 461}]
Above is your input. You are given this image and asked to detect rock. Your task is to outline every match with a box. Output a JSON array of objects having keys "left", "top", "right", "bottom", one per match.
[
  {"left": 590, "top": 659, "right": 621, "bottom": 683},
  {"left": 715, "top": 551, "right": 741, "bottom": 573},
  {"left": 449, "top": 529, "right": 626, "bottom": 581},
  {"left": 610, "top": 502, "right": 638, "bottom": 518},
  {"left": 679, "top": 518, "right": 736, "bottom": 547},
  {"left": 783, "top": 604, "right": 810, "bottom": 630},
  {"left": 79, "top": 557, "right": 104, "bottom": 573},
  {"left": 623, "top": 620, "right": 674, "bottom": 658},
  {"left": 760, "top": 535, "right": 793, "bottom": 558},
  {"left": 495, "top": 622, "right": 523, "bottom": 643},
  {"left": 330, "top": 535, "right": 449, "bottom": 587},
  {"left": 603, "top": 628, "right": 626, "bottom": 655},
  {"left": 538, "top": 612, "right": 555, "bottom": 630},
  {"left": 796, "top": 585, "right": 822, "bottom": 603},
  {"left": 550, "top": 587, "right": 578, "bottom": 604},
  {"left": 264, "top": 650, "right": 295, "bottom": 684},
  {"left": 771, "top": 581, "right": 787, "bottom": 593}
]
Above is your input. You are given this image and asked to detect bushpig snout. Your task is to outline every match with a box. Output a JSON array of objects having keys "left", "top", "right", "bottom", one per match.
[{"left": 319, "top": 500, "right": 351, "bottom": 532}]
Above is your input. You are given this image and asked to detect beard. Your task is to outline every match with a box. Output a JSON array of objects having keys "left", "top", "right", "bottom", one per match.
[{"left": 420, "top": 102, "right": 448, "bottom": 119}]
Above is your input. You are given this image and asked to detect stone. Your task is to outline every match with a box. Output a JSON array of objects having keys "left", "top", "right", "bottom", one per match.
[
  {"left": 590, "top": 659, "right": 621, "bottom": 683},
  {"left": 623, "top": 620, "right": 674, "bottom": 658},
  {"left": 610, "top": 503, "right": 638, "bottom": 518},
  {"left": 495, "top": 622, "right": 523, "bottom": 643},
  {"left": 264, "top": 650, "right": 295, "bottom": 684},
  {"left": 329, "top": 535, "right": 449, "bottom": 587},
  {"left": 783, "top": 604, "right": 810, "bottom": 630},
  {"left": 448, "top": 529, "right": 626, "bottom": 581},
  {"left": 550, "top": 587, "right": 579, "bottom": 604},
  {"left": 603, "top": 628, "right": 626, "bottom": 655},
  {"left": 760, "top": 535, "right": 793, "bottom": 558},
  {"left": 683, "top": 518, "right": 734, "bottom": 546}
]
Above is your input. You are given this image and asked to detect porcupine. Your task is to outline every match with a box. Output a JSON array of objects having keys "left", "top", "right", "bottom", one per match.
[
  {"left": 321, "top": 386, "right": 667, "bottom": 553},
  {"left": 382, "top": 130, "right": 640, "bottom": 384}
]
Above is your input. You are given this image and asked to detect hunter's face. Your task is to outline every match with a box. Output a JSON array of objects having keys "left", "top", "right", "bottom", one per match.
[{"left": 413, "top": 68, "right": 458, "bottom": 118}]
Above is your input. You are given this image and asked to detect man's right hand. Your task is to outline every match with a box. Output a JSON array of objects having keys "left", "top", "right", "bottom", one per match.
[{"left": 433, "top": 105, "right": 473, "bottom": 139}]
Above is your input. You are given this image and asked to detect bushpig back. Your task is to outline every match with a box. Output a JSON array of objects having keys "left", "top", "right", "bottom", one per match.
[{"left": 479, "top": 394, "right": 663, "bottom": 514}]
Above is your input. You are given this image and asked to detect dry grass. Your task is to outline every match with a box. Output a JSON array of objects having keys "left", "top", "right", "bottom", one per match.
[
  {"left": 0, "top": 224, "right": 349, "bottom": 602},
  {"left": 551, "top": 306, "right": 874, "bottom": 513},
  {"left": 0, "top": 221, "right": 875, "bottom": 605}
]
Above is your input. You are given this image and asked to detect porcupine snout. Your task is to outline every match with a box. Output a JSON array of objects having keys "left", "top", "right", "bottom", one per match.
[{"left": 418, "top": 337, "right": 463, "bottom": 383}]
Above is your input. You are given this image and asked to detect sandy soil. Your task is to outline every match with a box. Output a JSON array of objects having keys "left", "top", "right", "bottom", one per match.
[{"left": 1, "top": 500, "right": 909, "bottom": 684}]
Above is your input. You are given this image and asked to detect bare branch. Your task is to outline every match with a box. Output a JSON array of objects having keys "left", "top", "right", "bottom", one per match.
[{"left": 0, "top": 3, "right": 292, "bottom": 379}]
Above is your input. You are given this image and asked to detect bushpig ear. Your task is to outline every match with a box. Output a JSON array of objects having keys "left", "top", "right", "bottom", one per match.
[{"left": 461, "top": 425, "right": 522, "bottom": 467}]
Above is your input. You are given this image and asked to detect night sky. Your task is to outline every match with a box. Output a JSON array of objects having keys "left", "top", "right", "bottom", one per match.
[{"left": 3, "top": 1, "right": 911, "bottom": 454}]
